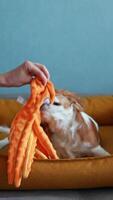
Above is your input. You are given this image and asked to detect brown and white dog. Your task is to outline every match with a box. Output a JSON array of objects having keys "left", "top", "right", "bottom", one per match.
[
  {"left": 41, "top": 89, "right": 110, "bottom": 158},
  {"left": 0, "top": 90, "right": 110, "bottom": 158}
]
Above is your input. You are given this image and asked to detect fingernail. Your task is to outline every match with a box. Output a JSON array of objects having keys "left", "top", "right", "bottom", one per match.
[{"left": 43, "top": 80, "right": 47, "bottom": 86}]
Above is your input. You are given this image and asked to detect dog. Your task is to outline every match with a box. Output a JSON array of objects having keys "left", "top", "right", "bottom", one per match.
[
  {"left": 0, "top": 90, "right": 110, "bottom": 159},
  {"left": 41, "top": 89, "right": 110, "bottom": 158}
]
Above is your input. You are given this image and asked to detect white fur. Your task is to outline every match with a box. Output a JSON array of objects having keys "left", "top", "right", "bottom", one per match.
[
  {"left": 41, "top": 95, "right": 110, "bottom": 158},
  {"left": 91, "top": 145, "right": 110, "bottom": 156},
  {"left": 80, "top": 112, "right": 99, "bottom": 131},
  {"left": 41, "top": 97, "right": 81, "bottom": 158},
  {"left": 0, "top": 126, "right": 10, "bottom": 134},
  {"left": 0, "top": 138, "right": 9, "bottom": 149},
  {"left": 0, "top": 126, "right": 10, "bottom": 149}
]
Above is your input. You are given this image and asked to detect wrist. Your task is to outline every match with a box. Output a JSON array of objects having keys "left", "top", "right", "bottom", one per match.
[{"left": 0, "top": 74, "right": 7, "bottom": 87}]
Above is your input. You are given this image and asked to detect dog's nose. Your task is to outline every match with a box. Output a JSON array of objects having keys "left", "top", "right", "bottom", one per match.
[
  {"left": 40, "top": 104, "right": 47, "bottom": 111},
  {"left": 41, "top": 103, "right": 49, "bottom": 112}
]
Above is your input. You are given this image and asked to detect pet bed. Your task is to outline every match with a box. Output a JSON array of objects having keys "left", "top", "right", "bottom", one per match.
[{"left": 0, "top": 96, "right": 113, "bottom": 189}]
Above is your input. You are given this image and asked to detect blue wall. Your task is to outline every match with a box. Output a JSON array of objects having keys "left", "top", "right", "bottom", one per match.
[{"left": 0, "top": 0, "right": 113, "bottom": 95}]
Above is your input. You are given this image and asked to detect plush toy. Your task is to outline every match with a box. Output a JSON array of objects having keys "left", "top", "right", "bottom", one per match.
[{"left": 7, "top": 78, "right": 59, "bottom": 187}]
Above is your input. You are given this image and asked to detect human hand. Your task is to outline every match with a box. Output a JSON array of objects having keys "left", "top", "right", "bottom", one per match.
[{"left": 0, "top": 61, "right": 50, "bottom": 87}]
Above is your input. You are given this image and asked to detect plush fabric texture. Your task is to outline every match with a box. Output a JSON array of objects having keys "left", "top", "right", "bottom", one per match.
[
  {"left": 0, "top": 96, "right": 113, "bottom": 189},
  {"left": 7, "top": 80, "right": 58, "bottom": 188}
]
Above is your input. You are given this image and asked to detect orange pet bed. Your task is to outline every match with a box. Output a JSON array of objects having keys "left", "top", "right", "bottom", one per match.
[{"left": 0, "top": 95, "right": 113, "bottom": 189}]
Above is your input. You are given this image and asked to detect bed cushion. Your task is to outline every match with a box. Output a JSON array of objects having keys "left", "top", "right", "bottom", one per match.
[
  {"left": 0, "top": 96, "right": 113, "bottom": 189},
  {"left": 83, "top": 95, "right": 113, "bottom": 125}
]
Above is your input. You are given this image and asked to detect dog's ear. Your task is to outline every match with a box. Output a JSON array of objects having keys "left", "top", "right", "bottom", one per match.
[
  {"left": 81, "top": 112, "right": 99, "bottom": 132},
  {"left": 79, "top": 112, "right": 100, "bottom": 146},
  {"left": 73, "top": 101, "right": 84, "bottom": 112},
  {"left": 55, "top": 89, "right": 84, "bottom": 111}
]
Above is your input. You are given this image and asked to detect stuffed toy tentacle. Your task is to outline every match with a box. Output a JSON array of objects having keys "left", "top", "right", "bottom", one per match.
[{"left": 8, "top": 78, "right": 59, "bottom": 187}]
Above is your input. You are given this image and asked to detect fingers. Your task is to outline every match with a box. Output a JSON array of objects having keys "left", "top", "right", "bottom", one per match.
[
  {"left": 25, "top": 61, "right": 50, "bottom": 85},
  {"left": 34, "top": 63, "right": 50, "bottom": 80}
]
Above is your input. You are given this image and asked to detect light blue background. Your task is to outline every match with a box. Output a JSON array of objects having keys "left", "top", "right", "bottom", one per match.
[{"left": 0, "top": 0, "right": 113, "bottom": 95}]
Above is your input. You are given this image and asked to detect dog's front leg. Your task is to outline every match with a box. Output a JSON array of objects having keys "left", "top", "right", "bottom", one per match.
[
  {"left": 0, "top": 138, "right": 9, "bottom": 149},
  {"left": 91, "top": 145, "right": 110, "bottom": 157},
  {"left": 0, "top": 126, "right": 10, "bottom": 135},
  {"left": 0, "top": 126, "right": 10, "bottom": 149}
]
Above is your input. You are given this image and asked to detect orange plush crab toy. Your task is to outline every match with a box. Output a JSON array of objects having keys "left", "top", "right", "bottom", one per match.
[{"left": 7, "top": 78, "right": 59, "bottom": 188}]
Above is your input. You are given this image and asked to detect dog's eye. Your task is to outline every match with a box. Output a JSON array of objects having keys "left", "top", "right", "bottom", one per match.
[{"left": 53, "top": 102, "right": 61, "bottom": 106}]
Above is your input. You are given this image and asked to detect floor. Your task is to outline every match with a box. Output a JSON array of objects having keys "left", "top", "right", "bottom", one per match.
[{"left": 0, "top": 188, "right": 113, "bottom": 200}]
